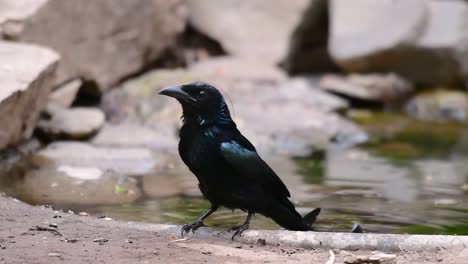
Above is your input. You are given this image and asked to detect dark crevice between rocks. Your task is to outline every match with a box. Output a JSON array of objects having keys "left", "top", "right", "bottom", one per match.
[
  {"left": 326, "top": 91, "right": 385, "bottom": 110},
  {"left": 116, "top": 23, "right": 226, "bottom": 87},
  {"left": 71, "top": 80, "right": 102, "bottom": 107},
  {"left": 34, "top": 128, "right": 100, "bottom": 146},
  {"left": 324, "top": 87, "right": 416, "bottom": 112},
  {"left": 171, "top": 23, "right": 226, "bottom": 65},
  {"left": 281, "top": 0, "right": 339, "bottom": 75},
  {"left": 50, "top": 78, "right": 102, "bottom": 107}
]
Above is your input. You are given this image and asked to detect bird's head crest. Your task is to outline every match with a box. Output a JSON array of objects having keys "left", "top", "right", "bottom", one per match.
[{"left": 158, "top": 82, "right": 232, "bottom": 125}]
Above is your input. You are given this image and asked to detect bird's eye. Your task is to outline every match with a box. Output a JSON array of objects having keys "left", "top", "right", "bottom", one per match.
[{"left": 198, "top": 91, "right": 206, "bottom": 97}]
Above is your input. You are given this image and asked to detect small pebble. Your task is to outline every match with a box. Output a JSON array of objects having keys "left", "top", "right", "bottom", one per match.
[
  {"left": 93, "top": 238, "right": 109, "bottom": 245},
  {"left": 257, "top": 238, "right": 266, "bottom": 246},
  {"left": 49, "top": 223, "right": 58, "bottom": 228},
  {"left": 78, "top": 212, "right": 89, "bottom": 216},
  {"left": 63, "top": 238, "right": 78, "bottom": 243},
  {"left": 433, "top": 198, "right": 457, "bottom": 206},
  {"left": 48, "top": 252, "right": 61, "bottom": 258}
]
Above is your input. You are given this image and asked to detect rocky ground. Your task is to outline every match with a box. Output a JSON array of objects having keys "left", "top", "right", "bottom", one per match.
[{"left": 1, "top": 195, "right": 467, "bottom": 264}]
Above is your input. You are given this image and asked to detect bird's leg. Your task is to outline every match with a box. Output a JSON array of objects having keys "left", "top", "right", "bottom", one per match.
[
  {"left": 228, "top": 211, "right": 253, "bottom": 240},
  {"left": 181, "top": 205, "right": 218, "bottom": 237}
]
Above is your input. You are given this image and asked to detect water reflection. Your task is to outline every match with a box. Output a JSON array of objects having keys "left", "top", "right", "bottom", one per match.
[
  {"left": 1, "top": 112, "right": 467, "bottom": 235},
  {"left": 325, "top": 148, "right": 420, "bottom": 202},
  {"left": 50, "top": 141, "right": 468, "bottom": 235}
]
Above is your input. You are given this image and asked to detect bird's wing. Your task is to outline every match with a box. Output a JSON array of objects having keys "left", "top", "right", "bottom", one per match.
[{"left": 219, "top": 137, "right": 291, "bottom": 198}]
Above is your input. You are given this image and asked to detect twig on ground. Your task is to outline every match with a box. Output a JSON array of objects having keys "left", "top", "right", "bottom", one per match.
[
  {"left": 170, "top": 237, "right": 191, "bottom": 243},
  {"left": 29, "top": 225, "right": 62, "bottom": 236},
  {"left": 325, "top": 250, "right": 335, "bottom": 264}
]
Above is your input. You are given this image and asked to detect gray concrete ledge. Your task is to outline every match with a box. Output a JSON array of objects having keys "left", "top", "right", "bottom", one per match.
[
  {"left": 2, "top": 196, "right": 467, "bottom": 253},
  {"left": 104, "top": 221, "right": 468, "bottom": 252}
]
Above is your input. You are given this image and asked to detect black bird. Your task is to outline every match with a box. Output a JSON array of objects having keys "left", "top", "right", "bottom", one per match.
[{"left": 159, "top": 82, "right": 321, "bottom": 239}]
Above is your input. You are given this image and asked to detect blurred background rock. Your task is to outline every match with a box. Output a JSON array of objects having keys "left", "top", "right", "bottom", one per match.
[{"left": 0, "top": 0, "right": 467, "bottom": 235}]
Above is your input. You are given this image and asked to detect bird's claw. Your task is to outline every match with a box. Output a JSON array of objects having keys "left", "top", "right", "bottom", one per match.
[
  {"left": 227, "top": 225, "right": 241, "bottom": 233},
  {"left": 180, "top": 221, "right": 205, "bottom": 237},
  {"left": 228, "top": 224, "right": 249, "bottom": 241}
]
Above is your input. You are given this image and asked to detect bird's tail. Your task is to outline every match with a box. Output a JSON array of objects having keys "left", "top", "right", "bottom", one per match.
[
  {"left": 303, "top": 207, "right": 321, "bottom": 229},
  {"left": 265, "top": 200, "right": 321, "bottom": 231}
]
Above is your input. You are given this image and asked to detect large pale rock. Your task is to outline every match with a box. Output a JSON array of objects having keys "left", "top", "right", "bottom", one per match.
[
  {"left": 37, "top": 104, "right": 105, "bottom": 139},
  {"left": 0, "top": 0, "right": 187, "bottom": 90},
  {"left": 319, "top": 73, "right": 413, "bottom": 103},
  {"left": 32, "top": 142, "right": 162, "bottom": 176},
  {"left": 189, "top": 57, "right": 287, "bottom": 81},
  {"left": 329, "top": 0, "right": 468, "bottom": 85},
  {"left": 0, "top": 41, "right": 59, "bottom": 149},
  {"left": 405, "top": 90, "right": 468, "bottom": 122},
  {"left": 330, "top": 0, "right": 426, "bottom": 61},
  {"left": 92, "top": 123, "right": 178, "bottom": 151},
  {"left": 186, "top": 0, "right": 309, "bottom": 64}
]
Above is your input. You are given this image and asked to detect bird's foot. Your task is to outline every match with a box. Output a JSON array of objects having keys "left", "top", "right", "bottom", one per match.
[
  {"left": 181, "top": 220, "right": 205, "bottom": 237},
  {"left": 228, "top": 223, "right": 249, "bottom": 241}
]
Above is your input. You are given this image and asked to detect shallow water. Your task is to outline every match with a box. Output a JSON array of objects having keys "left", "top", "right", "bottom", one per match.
[{"left": 1, "top": 111, "right": 468, "bottom": 235}]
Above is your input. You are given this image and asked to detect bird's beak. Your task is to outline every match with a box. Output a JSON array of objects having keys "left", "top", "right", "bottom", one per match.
[{"left": 158, "top": 85, "right": 196, "bottom": 102}]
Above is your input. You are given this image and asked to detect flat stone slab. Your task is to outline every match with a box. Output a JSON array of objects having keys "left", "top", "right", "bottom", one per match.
[
  {"left": 0, "top": 195, "right": 467, "bottom": 263},
  {"left": 38, "top": 105, "right": 105, "bottom": 139},
  {"left": 92, "top": 122, "right": 177, "bottom": 151},
  {"left": 319, "top": 73, "right": 413, "bottom": 103},
  {"left": 32, "top": 141, "right": 161, "bottom": 176},
  {"left": 116, "top": 223, "right": 468, "bottom": 252}
]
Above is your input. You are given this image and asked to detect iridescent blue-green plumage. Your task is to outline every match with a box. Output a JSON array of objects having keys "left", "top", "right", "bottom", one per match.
[{"left": 159, "top": 82, "right": 320, "bottom": 238}]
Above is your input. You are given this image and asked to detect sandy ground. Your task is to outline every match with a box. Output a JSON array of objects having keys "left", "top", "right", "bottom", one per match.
[{"left": 0, "top": 195, "right": 467, "bottom": 264}]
